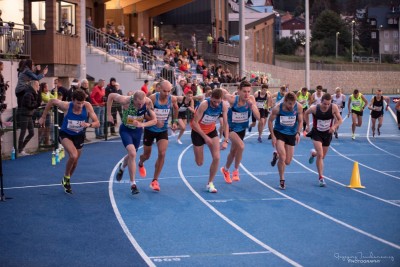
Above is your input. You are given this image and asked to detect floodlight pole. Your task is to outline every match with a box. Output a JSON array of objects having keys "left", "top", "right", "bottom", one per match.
[{"left": 239, "top": 0, "right": 245, "bottom": 79}]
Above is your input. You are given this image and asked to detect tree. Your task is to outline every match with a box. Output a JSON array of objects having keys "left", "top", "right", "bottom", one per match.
[{"left": 311, "top": 9, "right": 351, "bottom": 56}]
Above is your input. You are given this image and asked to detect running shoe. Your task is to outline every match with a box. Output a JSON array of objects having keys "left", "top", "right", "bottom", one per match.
[
  {"left": 138, "top": 163, "right": 147, "bottom": 177},
  {"left": 150, "top": 180, "right": 160, "bottom": 191},
  {"left": 309, "top": 154, "right": 315, "bottom": 164},
  {"left": 220, "top": 167, "right": 232, "bottom": 184},
  {"left": 62, "top": 177, "right": 72, "bottom": 194},
  {"left": 19, "top": 150, "right": 30, "bottom": 156},
  {"left": 131, "top": 184, "right": 140, "bottom": 194},
  {"left": 372, "top": 131, "right": 375, "bottom": 138},
  {"left": 116, "top": 163, "right": 124, "bottom": 181},
  {"left": 232, "top": 170, "right": 240, "bottom": 182},
  {"left": 352, "top": 134, "right": 355, "bottom": 140},
  {"left": 334, "top": 131, "right": 338, "bottom": 139},
  {"left": 279, "top": 180, "right": 286, "bottom": 190},
  {"left": 271, "top": 151, "right": 278, "bottom": 167},
  {"left": 177, "top": 139, "right": 183, "bottom": 145},
  {"left": 207, "top": 182, "right": 218, "bottom": 193},
  {"left": 319, "top": 178, "right": 326, "bottom": 187},
  {"left": 257, "top": 136, "right": 262, "bottom": 143},
  {"left": 303, "top": 130, "right": 307, "bottom": 137},
  {"left": 377, "top": 128, "right": 381, "bottom": 136}
]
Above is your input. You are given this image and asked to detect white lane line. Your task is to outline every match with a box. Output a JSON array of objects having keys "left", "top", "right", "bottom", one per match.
[
  {"left": 329, "top": 146, "right": 400, "bottom": 180},
  {"left": 4, "top": 180, "right": 108, "bottom": 190},
  {"left": 108, "top": 154, "right": 155, "bottom": 267},
  {"left": 178, "top": 144, "right": 303, "bottom": 267},
  {"left": 240, "top": 164, "right": 400, "bottom": 250},
  {"left": 291, "top": 158, "right": 400, "bottom": 208},
  {"left": 232, "top": 251, "right": 271, "bottom": 255},
  {"left": 149, "top": 255, "right": 190, "bottom": 259},
  {"left": 366, "top": 114, "right": 400, "bottom": 159},
  {"left": 206, "top": 197, "right": 289, "bottom": 203}
]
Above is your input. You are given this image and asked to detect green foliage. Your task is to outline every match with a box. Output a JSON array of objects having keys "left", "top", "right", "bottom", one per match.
[{"left": 275, "top": 37, "right": 297, "bottom": 55}]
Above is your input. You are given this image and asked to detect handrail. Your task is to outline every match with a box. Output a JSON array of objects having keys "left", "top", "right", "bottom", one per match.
[{"left": 0, "top": 22, "right": 31, "bottom": 59}]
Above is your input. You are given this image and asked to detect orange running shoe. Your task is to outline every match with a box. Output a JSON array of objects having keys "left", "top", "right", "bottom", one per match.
[
  {"left": 150, "top": 180, "right": 160, "bottom": 191},
  {"left": 138, "top": 163, "right": 146, "bottom": 178},
  {"left": 220, "top": 167, "right": 232, "bottom": 184},
  {"left": 232, "top": 170, "right": 240, "bottom": 182}
]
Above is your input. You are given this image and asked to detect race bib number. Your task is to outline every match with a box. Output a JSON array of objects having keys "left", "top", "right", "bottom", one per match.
[
  {"left": 232, "top": 111, "right": 248, "bottom": 123},
  {"left": 154, "top": 108, "right": 170, "bottom": 122},
  {"left": 201, "top": 114, "right": 219, "bottom": 125},
  {"left": 280, "top": 116, "right": 296, "bottom": 127},
  {"left": 178, "top": 106, "right": 187, "bottom": 112},
  {"left": 374, "top": 106, "right": 382, "bottom": 111},
  {"left": 316, "top": 119, "right": 331, "bottom": 132},
  {"left": 126, "top": 115, "right": 144, "bottom": 126},
  {"left": 67, "top": 119, "right": 84, "bottom": 133},
  {"left": 256, "top": 101, "right": 264, "bottom": 109},
  {"left": 352, "top": 100, "right": 361, "bottom": 107}
]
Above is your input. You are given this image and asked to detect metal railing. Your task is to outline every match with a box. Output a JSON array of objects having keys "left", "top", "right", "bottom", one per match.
[
  {"left": 0, "top": 23, "right": 31, "bottom": 59},
  {"left": 85, "top": 25, "right": 154, "bottom": 75},
  {"left": 197, "top": 40, "right": 240, "bottom": 60}
]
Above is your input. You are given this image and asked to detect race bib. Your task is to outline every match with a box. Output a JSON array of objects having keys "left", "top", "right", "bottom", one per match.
[
  {"left": 126, "top": 115, "right": 144, "bottom": 126},
  {"left": 67, "top": 119, "right": 84, "bottom": 133},
  {"left": 374, "top": 106, "right": 382, "bottom": 111},
  {"left": 201, "top": 114, "right": 219, "bottom": 125},
  {"left": 232, "top": 111, "right": 248, "bottom": 123},
  {"left": 352, "top": 100, "right": 361, "bottom": 107},
  {"left": 280, "top": 116, "right": 296, "bottom": 127},
  {"left": 178, "top": 106, "right": 188, "bottom": 112},
  {"left": 256, "top": 101, "right": 264, "bottom": 109},
  {"left": 154, "top": 108, "right": 170, "bottom": 122},
  {"left": 317, "top": 119, "right": 331, "bottom": 131}
]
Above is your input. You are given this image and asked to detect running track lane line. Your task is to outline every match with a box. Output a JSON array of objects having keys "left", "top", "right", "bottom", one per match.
[
  {"left": 366, "top": 113, "right": 400, "bottom": 159},
  {"left": 177, "top": 144, "right": 303, "bottom": 267},
  {"left": 108, "top": 155, "right": 156, "bottom": 267},
  {"left": 239, "top": 163, "right": 400, "bottom": 250}
]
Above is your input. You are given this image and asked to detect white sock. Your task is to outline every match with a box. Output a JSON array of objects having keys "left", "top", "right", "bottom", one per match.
[
  {"left": 120, "top": 164, "right": 125, "bottom": 171},
  {"left": 130, "top": 180, "right": 136, "bottom": 186}
]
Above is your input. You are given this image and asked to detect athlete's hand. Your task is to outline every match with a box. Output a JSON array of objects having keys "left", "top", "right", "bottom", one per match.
[
  {"left": 107, "top": 116, "right": 114, "bottom": 125},
  {"left": 329, "top": 127, "right": 335, "bottom": 134},
  {"left": 204, "top": 136, "right": 213, "bottom": 147},
  {"left": 171, "top": 122, "right": 178, "bottom": 131},
  {"left": 156, "top": 120, "right": 164, "bottom": 128},
  {"left": 220, "top": 140, "right": 228, "bottom": 150},
  {"left": 347, "top": 113, "right": 350, "bottom": 118},
  {"left": 305, "top": 125, "right": 310, "bottom": 133},
  {"left": 271, "top": 136, "right": 277, "bottom": 148},
  {"left": 295, "top": 133, "right": 301, "bottom": 145}
]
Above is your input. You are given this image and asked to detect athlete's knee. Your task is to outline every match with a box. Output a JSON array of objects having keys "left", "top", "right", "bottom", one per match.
[
  {"left": 285, "top": 159, "right": 292, "bottom": 165},
  {"left": 157, "top": 150, "right": 166, "bottom": 159},
  {"left": 195, "top": 159, "right": 203, "bottom": 166},
  {"left": 127, "top": 150, "right": 136, "bottom": 159},
  {"left": 69, "top": 152, "right": 79, "bottom": 162}
]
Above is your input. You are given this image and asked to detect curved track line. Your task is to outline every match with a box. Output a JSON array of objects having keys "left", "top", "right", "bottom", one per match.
[
  {"left": 109, "top": 156, "right": 155, "bottom": 267},
  {"left": 239, "top": 164, "right": 400, "bottom": 250},
  {"left": 366, "top": 115, "right": 400, "bottom": 159},
  {"left": 177, "top": 144, "right": 302, "bottom": 267},
  {"left": 291, "top": 158, "right": 400, "bottom": 208}
]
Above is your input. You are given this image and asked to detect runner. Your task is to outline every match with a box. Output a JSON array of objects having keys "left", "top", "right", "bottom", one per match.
[
  {"left": 305, "top": 93, "right": 343, "bottom": 186},
  {"left": 368, "top": 89, "right": 389, "bottom": 137},
  {"left": 106, "top": 91, "right": 157, "bottom": 194},
  {"left": 38, "top": 90, "right": 99, "bottom": 194},
  {"left": 175, "top": 90, "right": 195, "bottom": 144},
  {"left": 396, "top": 99, "right": 400, "bottom": 130},
  {"left": 268, "top": 92, "right": 303, "bottom": 190},
  {"left": 296, "top": 87, "right": 311, "bottom": 136},
  {"left": 347, "top": 89, "right": 368, "bottom": 140},
  {"left": 248, "top": 84, "right": 272, "bottom": 142},
  {"left": 190, "top": 88, "right": 229, "bottom": 193},
  {"left": 220, "top": 81, "right": 260, "bottom": 183},
  {"left": 331, "top": 87, "right": 346, "bottom": 138},
  {"left": 310, "top": 85, "right": 323, "bottom": 106},
  {"left": 137, "top": 80, "right": 179, "bottom": 192}
]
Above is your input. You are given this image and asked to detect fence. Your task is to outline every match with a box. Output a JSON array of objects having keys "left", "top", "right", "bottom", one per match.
[{"left": 0, "top": 23, "right": 31, "bottom": 59}]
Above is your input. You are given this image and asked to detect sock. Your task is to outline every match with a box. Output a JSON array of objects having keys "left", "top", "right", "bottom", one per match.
[
  {"left": 120, "top": 164, "right": 125, "bottom": 171},
  {"left": 319, "top": 176, "right": 323, "bottom": 180},
  {"left": 224, "top": 166, "right": 229, "bottom": 171},
  {"left": 64, "top": 175, "right": 70, "bottom": 180},
  {"left": 138, "top": 162, "right": 143, "bottom": 167},
  {"left": 130, "top": 180, "right": 136, "bottom": 186}
]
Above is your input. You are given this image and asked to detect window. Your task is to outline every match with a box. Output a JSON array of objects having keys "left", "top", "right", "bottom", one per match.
[
  {"left": 384, "top": 31, "right": 389, "bottom": 39},
  {"left": 394, "top": 44, "right": 398, "bottom": 52},
  {"left": 371, "top": 32, "right": 377, "bottom": 39},
  {"left": 56, "top": 1, "right": 76, "bottom": 35},
  {"left": 370, "top": 20, "right": 376, "bottom": 26},
  {"left": 393, "top": 31, "right": 398, "bottom": 38},
  {"left": 388, "top": 18, "right": 393, "bottom": 25},
  {"left": 31, "top": 1, "right": 46, "bottom": 30},
  {"left": 384, "top": 44, "right": 390, "bottom": 52}
]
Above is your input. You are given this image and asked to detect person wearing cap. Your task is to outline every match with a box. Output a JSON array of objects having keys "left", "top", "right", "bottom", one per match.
[
  {"left": 296, "top": 87, "right": 311, "bottom": 136},
  {"left": 331, "top": 87, "right": 346, "bottom": 138},
  {"left": 90, "top": 79, "right": 106, "bottom": 138},
  {"left": 347, "top": 89, "right": 368, "bottom": 140}
]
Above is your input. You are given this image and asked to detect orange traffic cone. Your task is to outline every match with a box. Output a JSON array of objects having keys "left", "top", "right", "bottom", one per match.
[{"left": 347, "top": 161, "right": 365, "bottom": 189}]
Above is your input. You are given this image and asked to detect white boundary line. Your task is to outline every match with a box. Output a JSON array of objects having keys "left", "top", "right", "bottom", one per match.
[
  {"left": 177, "top": 144, "right": 302, "bottom": 267},
  {"left": 239, "top": 164, "right": 400, "bottom": 250},
  {"left": 108, "top": 154, "right": 155, "bottom": 267}
]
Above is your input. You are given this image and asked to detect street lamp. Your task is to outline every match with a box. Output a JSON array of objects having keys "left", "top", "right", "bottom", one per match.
[
  {"left": 351, "top": 21, "right": 354, "bottom": 62},
  {"left": 336, "top": 32, "right": 340, "bottom": 59},
  {"left": 379, "top": 25, "right": 383, "bottom": 64}
]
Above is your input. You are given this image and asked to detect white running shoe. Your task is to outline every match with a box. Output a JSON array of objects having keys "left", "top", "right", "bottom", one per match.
[{"left": 177, "top": 139, "right": 183, "bottom": 145}]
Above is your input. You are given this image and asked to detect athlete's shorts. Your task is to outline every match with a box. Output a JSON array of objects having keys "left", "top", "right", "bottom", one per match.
[
  {"left": 351, "top": 109, "right": 363, "bottom": 116},
  {"left": 252, "top": 108, "right": 268, "bottom": 122},
  {"left": 178, "top": 111, "right": 187, "bottom": 120},
  {"left": 59, "top": 131, "right": 85, "bottom": 149},
  {"left": 273, "top": 129, "right": 296, "bottom": 146},
  {"left": 191, "top": 128, "right": 218, "bottom": 146},
  {"left": 119, "top": 124, "right": 142, "bottom": 150},
  {"left": 143, "top": 128, "right": 168, "bottom": 146},
  {"left": 370, "top": 110, "right": 383, "bottom": 119},
  {"left": 310, "top": 128, "right": 333, "bottom": 147},
  {"left": 229, "top": 129, "right": 246, "bottom": 140}
]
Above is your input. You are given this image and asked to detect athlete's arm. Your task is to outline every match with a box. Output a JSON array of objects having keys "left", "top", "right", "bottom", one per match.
[
  {"left": 38, "top": 98, "right": 69, "bottom": 127},
  {"left": 86, "top": 102, "right": 100, "bottom": 128},
  {"left": 331, "top": 104, "right": 343, "bottom": 133},
  {"left": 368, "top": 96, "right": 375, "bottom": 110},
  {"left": 267, "top": 105, "right": 279, "bottom": 148},
  {"left": 347, "top": 96, "right": 352, "bottom": 116},
  {"left": 171, "top": 96, "right": 179, "bottom": 130},
  {"left": 361, "top": 95, "right": 369, "bottom": 110},
  {"left": 141, "top": 108, "right": 157, "bottom": 128},
  {"left": 221, "top": 103, "right": 229, "bottom": 150},
  {"left": 384, "top": 96, "right": 390, "bottom": 111},
  {"left": 303, "top": 105, "right": 315, "bottom": 132},
  {"left": 249, "top": 95, "right": 260, "bottom": 121},
  {"left": 296, "top": 105, "right": 304, "bottom": 144},
  {"left": 188, "top": 99, "right": 195, "bottom": 113}
]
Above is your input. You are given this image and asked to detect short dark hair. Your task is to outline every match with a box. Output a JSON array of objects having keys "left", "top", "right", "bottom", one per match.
[
  {"left": 316, "top": 85, "right": 323, "bottom": 90},
  {"left": 353, "top": 89, "right": 359, "bottom": 95},
  {"left": 211, "top": 88, "right": 223, "bottom": 99},
  {"left": 72, "top": 89, "right": 86, "bottom": 101},
  {"left": 284, "top": 92, "right": 296, "bottom": 102},
  {"left": 321, "top": 93, "right": 332, "bottom": 102},
  {"left": 261, "top": 84, "right": 268, "bottom": 89},
  {"left": 239, "top": 80, "right": 251, "bottom": 90}
]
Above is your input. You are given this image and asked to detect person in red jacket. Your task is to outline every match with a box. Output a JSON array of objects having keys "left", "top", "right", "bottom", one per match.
[
  {"left": 90, "top": 78, "right": 106, "bottom": 138},
  {"left": 141, "top": 80, "right": 149, "bottom": 96}
]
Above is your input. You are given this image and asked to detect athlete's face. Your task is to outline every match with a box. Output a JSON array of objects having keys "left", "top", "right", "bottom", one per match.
[
  {"left": 376, "top": 91, "right": 382, "bottom": 98},
  {"left": 335, "top": 90, "right": 341, "bottom": 97},
  {"left": 160, "top": 85, "right": 172, "bottom": 97},
  {"left": 210, "top": 97, "right": 222, "bottom": 108},
  {"left": 320, "top": 99, "right": 331, "bottom": 110},
  {"left": 186, "top": 93, "right": 193, "bottom": 100},
  {"left": 239, "top": 86, "right": 251, "bottom": 101},
  {"left": 134, "top": 98, "right": 145, "bottom": 109},
  {"left": 284, "top": 100, "right": 296, "bottom": 111},
  {"left": 73, "top": 100, "right": 85, "bottom": 111}
]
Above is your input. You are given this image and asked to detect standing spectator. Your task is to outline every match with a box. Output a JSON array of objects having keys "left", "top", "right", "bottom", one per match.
[
  {"left": 218, "top": 35, "right": 225, "bottom": 43},
  {"left": 105, "top": 78, "right": 122, "bottom": 136},
  {"left": 160, "top": 58, "right": 176, "bottom": 85},
  {"left": 90, "top": 79, "right": 106, "bottom": 139},
  {"left": 80, "top": 79, "right": 91, "bottom": 103},
  {"left": 51, "top": 78, "right": 68, "bottom": 101},
  {"left": 141, "top": 80, "right": 149, "bottom": 96},
  {"left": 191, "top": 33, "right": 196, "bottom": 49},
  {"left": 18, "top": 80, "right": 41, "bottom": 156},
  {"left": 39, "top": 82, "right": 57, "bottom": 145},
  {"left": 66, "top": 78, "right": 80, "bottom": 101}
]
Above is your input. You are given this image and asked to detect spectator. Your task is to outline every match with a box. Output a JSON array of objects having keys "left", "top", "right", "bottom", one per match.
[
  {"left": 51, "top": 78, "right": 68, "bottom": 101},
  {"left": 141, "top": 79, "right": 149, "bottom": 95},
  {"left": 175, "top": 79, "right": 186, "bottom": 97},
  {"left": 90, "top": 79, "right": 106, "bottom": 139},
  {"left": 191, "top": 33, "right": 196, "bottom": 49},
  {"left": 66, "top": 78, "right": 80, "bottom": 101},
  {"left": 160, "top": 57, "right": 176, "bottom": 85},
  {"left": 39, "top": 82, "right": 57, "bottom": 145},
  {"left": 80, "top": 79, "right": 92, "bottom": 103},
  {"left": 105, "top": 78, "right": 122, "bottom": 136},
  {"left": 218, "top": 35, "right": 225, "bottom": 43},
  {"left": 18, "top": 80, "right": 41, "bottom": 156}
]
